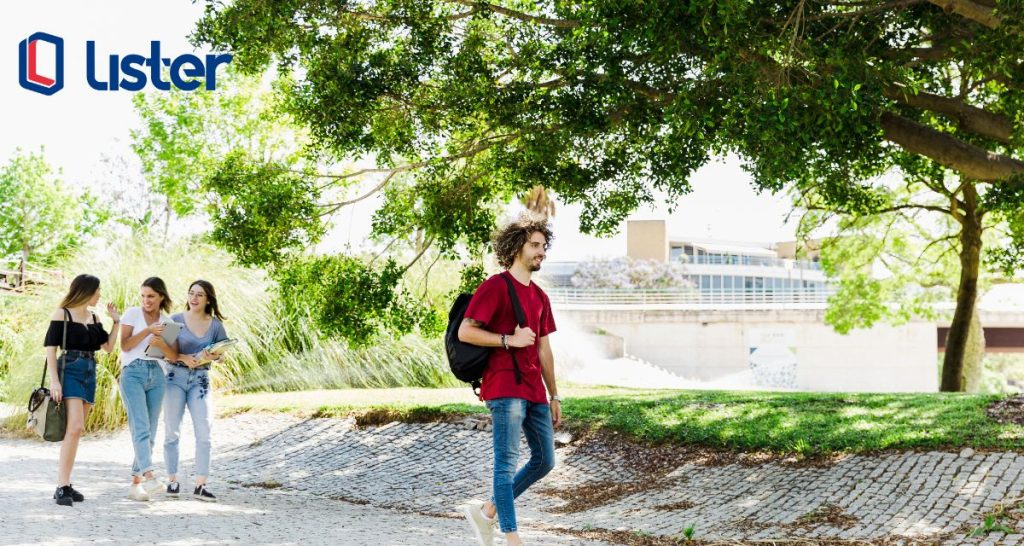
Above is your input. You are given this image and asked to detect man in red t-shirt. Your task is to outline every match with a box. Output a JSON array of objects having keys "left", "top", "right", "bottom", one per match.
[{"left": 458, "top": 217, "right": 560, "bottom": 546}]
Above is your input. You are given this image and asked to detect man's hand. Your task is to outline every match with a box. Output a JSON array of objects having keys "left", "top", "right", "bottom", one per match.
[
  {"left": 550, "top": 399, "right": 561, "bottom": 428},
  {"left": 507, "top": 325, "right": 536, "bottom": 348}
]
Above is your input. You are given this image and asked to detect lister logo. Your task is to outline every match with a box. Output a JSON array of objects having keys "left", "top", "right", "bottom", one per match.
[
  {"left": 18, "top": 32, "right": 232, "bottom": 95},
  {"left": 19, "top": 32, "right": 64, "bottom": 95}
]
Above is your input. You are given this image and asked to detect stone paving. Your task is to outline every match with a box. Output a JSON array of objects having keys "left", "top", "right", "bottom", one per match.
[
  {"left": 0, "top": 413, "right": 606, "bottom": 546},
  {"left": 215, "top": 414, "right": 1024, "bottom": 545},
  {"left": 5, "top": 410, "right": 1024, "bottom": 544}
]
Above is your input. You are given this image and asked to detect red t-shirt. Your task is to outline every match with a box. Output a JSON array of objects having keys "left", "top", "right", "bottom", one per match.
[{"left": 464, "top": 271, "right": 557, "bottom": 403}]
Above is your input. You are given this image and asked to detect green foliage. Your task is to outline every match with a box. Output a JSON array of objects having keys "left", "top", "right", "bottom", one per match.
[
  {"left": 204, "top": 152, "right": 327, "bottom": 266},
  {"left": 131, "top": 67, "right": 307, "bottom": 217},
  {"left": 217, "top": 386, "right": 1024, "bottom": 455},
  {"left": 0, "top": 148, "right": 107, "bottom": 265},
  {"left": 982, "top": 181, "right": 1024, "bottom": 277},
  {"left": 562, "top": 390, "right": 1019, "bottom": 454},
  {"left": 0, "top": 237, "right": 455, "bottom": 432},
  {"left": 271, "top": 254, "right": 441, "bottom": 346},
  {"left": 188, "top": 1, "right": 1024, "bottom": 357},
  {"left": 192, "top": 1, "right": 1024, "bottom": 244},
  {"left": 456, "top": 262, "right": 487, "bottom": 294}
]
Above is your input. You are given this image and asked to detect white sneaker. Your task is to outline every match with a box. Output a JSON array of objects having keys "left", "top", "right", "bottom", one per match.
[
  {"left": 462, "top": 500, "right": 496, "bottom": 546},
  {"left": 141, "top": 477, "right": 165, "bottom": 497},
  {"left": 128, "top": 483, "right": 150, "bottom": 502}
]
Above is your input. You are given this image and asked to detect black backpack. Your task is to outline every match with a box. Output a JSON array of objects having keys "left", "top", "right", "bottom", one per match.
[{"left": 445, "top": 272, "right": 526, "bottom": 395}]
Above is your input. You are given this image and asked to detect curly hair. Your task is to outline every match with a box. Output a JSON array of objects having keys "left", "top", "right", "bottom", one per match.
[{"left": 492, "top": 215, "right": 554, "bottom": 270}]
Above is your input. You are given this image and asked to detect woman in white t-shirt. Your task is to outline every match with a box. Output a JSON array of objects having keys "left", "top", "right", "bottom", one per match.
[{"left": 119, "top": 277, "right": 177, "bottom": 502}]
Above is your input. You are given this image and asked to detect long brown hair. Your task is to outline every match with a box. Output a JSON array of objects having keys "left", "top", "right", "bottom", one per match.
[
  {"left": 59, "top": 274, "right": 100, "bottom": 309},
  {"left": 186, "top": 280, "right": 226, "bottom": 321},
  {"left": 142, "top": 277, "right": 173, "bottom": 313}
]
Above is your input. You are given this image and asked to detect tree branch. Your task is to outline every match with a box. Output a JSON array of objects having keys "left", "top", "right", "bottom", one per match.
[
  {"left": 295, "top": 131, "right": 521, "bottom": 182},
  {"left": 805, "top": 0, "right": 925, "bottom": 21},
  {"left": 884, "top": 86, "right": 1013, "bottom": 143},
  {"left": 879, "top": 112, "right": 1024, "bottom": 182},
  {"left": 399, "top": 236, "right": 435, "bottom": 276},
  {"left": 317, "top": 171, "right": 398, "bottom": 216},
  {"left": 447, "top": 0, "right": 579, "bottom": 28},
  {"left": 917, "top": 232, "right": 960, "bottom": 264},
  {"left": 927, "top": 0, "right": 1001, "bottom": 29},
  {"left": 805, "top": 202, "right": 952, "bottom": 216}
]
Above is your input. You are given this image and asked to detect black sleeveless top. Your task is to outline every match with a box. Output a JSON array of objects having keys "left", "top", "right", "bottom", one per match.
[{"left": 43, "top": 309, "right": 109, "bottom": 351}]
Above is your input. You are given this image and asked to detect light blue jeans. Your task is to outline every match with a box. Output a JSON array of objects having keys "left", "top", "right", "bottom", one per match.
[
  {"left": 163, "top": 364, "right": 213, "bottom": 478},
  {"left": 486, "top": 397, "right": 556, "bottom": 534},
  {"left": 120, "top": 359, "right": 165, "bottom": 477}
]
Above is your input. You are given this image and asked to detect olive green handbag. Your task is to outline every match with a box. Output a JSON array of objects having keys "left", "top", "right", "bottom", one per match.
[{"left": 26, "top": 309, "right": 68, "bottom": 442}]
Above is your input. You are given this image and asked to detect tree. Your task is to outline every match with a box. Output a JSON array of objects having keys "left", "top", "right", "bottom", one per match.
[
  {"left": 132, "top": 70, "right": 441, "bottom": 343},
  {"left": 131, "top": 68, "right": 308, "bottom": 235},
  {"left": 795, "top": 176, "right": 1004, "bottom": 391},
  {"left": 194, "top": 1, "right": 1024, "bottom": 390},
  {"left": 0, "top": 149, "right": 105, "bottom": 281}
]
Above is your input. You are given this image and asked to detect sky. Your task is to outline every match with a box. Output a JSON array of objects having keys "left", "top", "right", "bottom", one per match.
[{"left": 2, "top": 1, "right": 801, "bottom": 262}]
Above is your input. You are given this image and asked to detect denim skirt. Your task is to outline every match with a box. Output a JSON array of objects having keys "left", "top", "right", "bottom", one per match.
[{"left": 59, "top": 352, "right": 97, "bottom": 404}]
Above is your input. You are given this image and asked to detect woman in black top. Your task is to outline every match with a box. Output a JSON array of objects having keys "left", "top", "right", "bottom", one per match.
[{"left": 44, "top": 274, "right": 121, "bottom": 506}]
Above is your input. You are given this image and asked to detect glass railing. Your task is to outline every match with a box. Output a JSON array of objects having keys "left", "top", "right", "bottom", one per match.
[
  {"left": 547, "top": 287, "right": 835, "bottom": 307},
  {"left": 677, "top": 254, "right": 822, "bottom": 270}
]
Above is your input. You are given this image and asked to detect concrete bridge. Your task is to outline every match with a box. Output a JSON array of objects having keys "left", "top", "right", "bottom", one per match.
[{"left": 548, "top": 289, "right": 1024, "bottom": 392}]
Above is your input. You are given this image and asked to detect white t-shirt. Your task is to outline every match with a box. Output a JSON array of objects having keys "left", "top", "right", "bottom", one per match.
[{"left": 120, "top": 306, "right": 170, "bottom": 367}]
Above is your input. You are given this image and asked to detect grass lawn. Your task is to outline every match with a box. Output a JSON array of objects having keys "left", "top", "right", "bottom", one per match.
[{"left": 218, "top": 386, "right": 1024, "bottom": 455}]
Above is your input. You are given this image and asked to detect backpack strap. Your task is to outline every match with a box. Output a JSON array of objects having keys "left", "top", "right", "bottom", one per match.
[{"left": 500, "top": 272, "right": 527, "bottom": 385}]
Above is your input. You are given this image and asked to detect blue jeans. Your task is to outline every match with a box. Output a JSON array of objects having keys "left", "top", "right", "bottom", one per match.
[
  {"left": 120, "top": 359, "right": 165, "bottom": 477},
  {"left": 163, "top": 365, "right": 213, "bottom": 478},
  {"left": 486, "top": 398, "right": 556, "bottom": 534}
]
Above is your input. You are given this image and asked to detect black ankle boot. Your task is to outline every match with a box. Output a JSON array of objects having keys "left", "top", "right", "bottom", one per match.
[
  {"left": 54, "top": 486, "right": 73, "bottom": 506},
  {"left": 67, "top": 484, "right": 85, "bottom": 502}
]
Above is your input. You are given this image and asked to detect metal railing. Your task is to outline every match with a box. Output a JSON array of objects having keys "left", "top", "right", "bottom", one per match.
[
  {"left": 547, "top": 288, "right": 835, "bottom": 309},
  {"left": 0, "top": 260, "right": 62, "bottom": 293},
  {"left": 678, "top": 254, "right": 822, "bottom": 270}
]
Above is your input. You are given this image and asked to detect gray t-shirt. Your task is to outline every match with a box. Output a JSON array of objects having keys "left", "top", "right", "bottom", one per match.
[{"left": 171, "top": 313, "right": 228, "bottom": 356}]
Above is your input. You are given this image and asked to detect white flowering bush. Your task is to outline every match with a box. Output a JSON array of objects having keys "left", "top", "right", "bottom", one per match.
[{"left": 571, "top": 257, "right": 695, "bottom": 289}]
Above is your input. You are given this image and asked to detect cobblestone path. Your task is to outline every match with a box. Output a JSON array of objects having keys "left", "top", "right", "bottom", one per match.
[{"left": 4, "top": 411, "right": 1024, "bottom": 545}]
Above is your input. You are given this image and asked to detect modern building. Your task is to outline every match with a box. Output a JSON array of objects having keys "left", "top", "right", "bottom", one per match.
[{"left": 626, "top": 220, "right": 828, "bottom": 297}]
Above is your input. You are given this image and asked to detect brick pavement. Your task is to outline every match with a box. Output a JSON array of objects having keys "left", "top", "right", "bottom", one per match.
[
  {"left": 3, "top": 411, "right": 1023, "bottom": 544},
  {"left": 0, "top": 413, "right": 606, "bottom": 546}
]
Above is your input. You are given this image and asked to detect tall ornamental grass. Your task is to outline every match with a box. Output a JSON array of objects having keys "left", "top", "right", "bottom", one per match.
[{"left": 1, "top": 237, "right": 456, "bottom": 431}]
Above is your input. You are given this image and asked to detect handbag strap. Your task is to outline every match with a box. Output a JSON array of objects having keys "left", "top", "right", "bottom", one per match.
[
  {"left": 40, "top": 309, "right": 70, "bottom": 388},
  {"left": 38, "top": 308, "right": 70, "bottom": 388},
  {"left": 60, "top": 308, "right": 68, "bottom": 387}
]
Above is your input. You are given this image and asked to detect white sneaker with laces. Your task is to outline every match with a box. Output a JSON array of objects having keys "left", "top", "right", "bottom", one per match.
[
  {"left": 128, "top": 483, "right": 150, "bottom": 502},
  {"left": 142, "top": 477, "right": 165, "bottom": 497},
  {"left": 462, "top": 500, "right": 496, "bottom": 546}
]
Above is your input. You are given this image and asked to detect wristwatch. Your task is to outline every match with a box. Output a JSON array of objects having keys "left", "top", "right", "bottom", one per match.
[{"left": 550, "top": 395, "right": 562, "bottom": 402}]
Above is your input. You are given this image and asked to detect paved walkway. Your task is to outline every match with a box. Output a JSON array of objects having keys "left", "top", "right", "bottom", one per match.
[
  {"left": 4, "top": 411, "right": 1024, "bottom": 545},
  {"left": 0, "top": 413, "right": 604, "bottom": 546}
]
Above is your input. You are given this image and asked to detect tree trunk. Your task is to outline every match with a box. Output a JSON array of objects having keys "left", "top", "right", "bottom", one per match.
[
  {"left": 962, "top": 310, "right": 987, "bottom": 392},
  {"left": 940, "top": 184, "right": 983, "bottom": 391},
  {"left": 18, "top": 245, "right": 28, "bottom": 289},
  {"left": 163, "top": 201, "right": 171, "bottom": 244}
]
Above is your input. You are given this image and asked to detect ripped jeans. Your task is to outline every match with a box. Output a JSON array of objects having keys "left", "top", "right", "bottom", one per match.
[{"left": 163, "top": 364, "right": 213, "bottom": 479}]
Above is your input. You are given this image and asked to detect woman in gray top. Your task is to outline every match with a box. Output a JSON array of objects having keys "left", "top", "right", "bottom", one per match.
[{"left": 163, "top": 280, "right": 228, "bottom": 502}]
